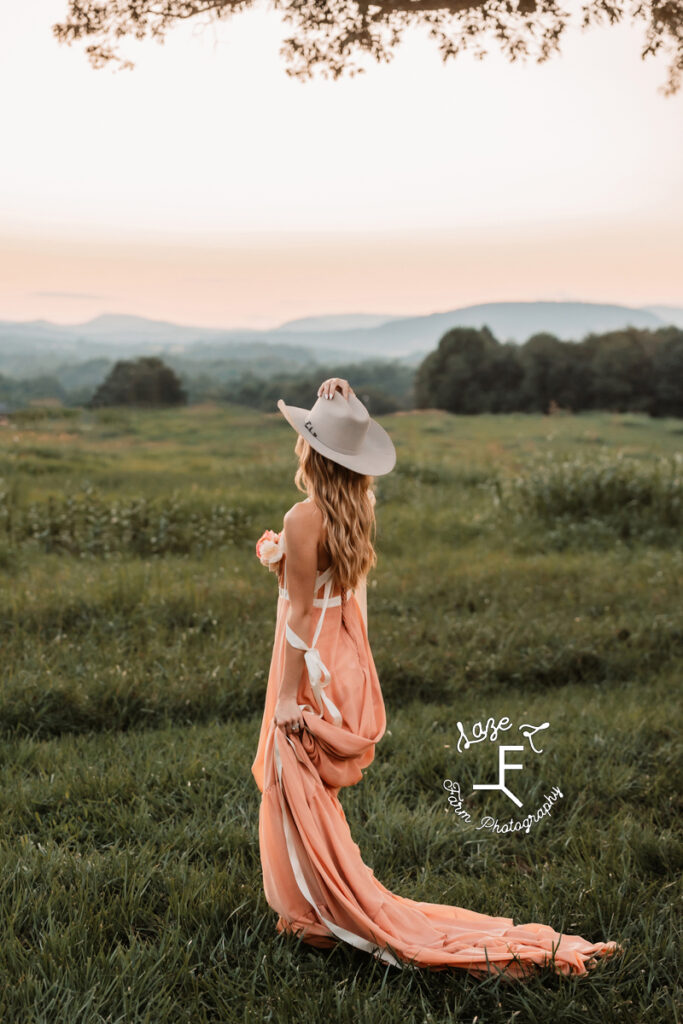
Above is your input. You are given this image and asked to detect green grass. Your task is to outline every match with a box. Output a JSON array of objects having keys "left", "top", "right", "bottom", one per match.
[{"left": 1, "top": 403, "right": 681, "bottom": 1023}]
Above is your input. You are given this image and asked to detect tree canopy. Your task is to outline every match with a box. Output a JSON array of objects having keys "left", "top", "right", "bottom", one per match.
[
  {"left": 413, "top": 324, "right": 683, "bottom": 415},
  {"left": 89, "top": 356, "right": 188, "bottom": 408},
  {"left": 53, "top": 0, "right": 683, "bottom": 95}
]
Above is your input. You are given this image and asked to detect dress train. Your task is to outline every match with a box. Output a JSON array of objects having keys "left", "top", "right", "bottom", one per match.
[{"left": 252, "top": 526, "right": 621, "bottom": 979}]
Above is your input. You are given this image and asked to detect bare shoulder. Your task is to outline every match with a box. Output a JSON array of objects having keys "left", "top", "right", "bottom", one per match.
[
  {"left": 283, "top": 501, "right": 322, "bottom": 573},
  {"left": 284, "top": 499, "right": 322, "bottom": 540},
  {"left": 284, "top": 499, "right": 321, "bottom": 522}
]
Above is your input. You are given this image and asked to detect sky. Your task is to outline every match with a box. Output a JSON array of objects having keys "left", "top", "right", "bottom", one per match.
[{"left": 1, "top": 0, "right": 682, "bottom": 329}]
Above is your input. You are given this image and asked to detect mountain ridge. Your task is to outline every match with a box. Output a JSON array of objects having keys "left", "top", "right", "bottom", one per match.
[
  {"left": 1, "top": 300, "right": 681, "bottom": 381},
  {"left": 4, "top": 299, "right": 683, "bottom": 340}
]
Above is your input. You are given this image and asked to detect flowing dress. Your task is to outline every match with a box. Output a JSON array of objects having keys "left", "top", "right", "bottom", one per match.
[{"left": 251, "top": 520, "right": 620, "bottom": 980}]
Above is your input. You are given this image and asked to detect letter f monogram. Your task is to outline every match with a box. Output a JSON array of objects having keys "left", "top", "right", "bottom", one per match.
[{"left": 473, "top": 746, "right": 525, "bottom": 808}]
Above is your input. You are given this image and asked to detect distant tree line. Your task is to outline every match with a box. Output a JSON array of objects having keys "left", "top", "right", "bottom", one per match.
[
  {"left": 0, "top": 356, "right": 411, "bottom": 416},
  {"left": 0, "top": 356, "right": 187, "bottom": 411},
  {"left": 209, "top": 360, "right": 415, "bottom": 416},
  {"left": 0, "top": 374, "right": 69, "bottom": 411},
  {"left": 1, "top": 327, "right": 682, "bottom": 417},
  {"left": 414, "top": 326, "right": 683, "bottom": 417}
]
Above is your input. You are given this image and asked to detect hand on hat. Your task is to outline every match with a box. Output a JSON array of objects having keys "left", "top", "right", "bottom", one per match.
[
  {"left": 317, "top": 378, "right": 354, "bottom": 401},
  {"left": 278, "top": 379, "right": 395, "bottom": 475}
]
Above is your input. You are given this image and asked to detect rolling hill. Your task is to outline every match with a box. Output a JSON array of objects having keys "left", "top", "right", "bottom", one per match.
[{"left": 1, "top": 300, "right": 680, "bottom": 380}]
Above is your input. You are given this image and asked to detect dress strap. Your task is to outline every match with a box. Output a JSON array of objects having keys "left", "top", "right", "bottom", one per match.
[
  {"left": 315, "top": 564, "right": 334, "bottom": 592},
  {"left": 284, "top": 573, "right": 342, "bottom": 726}
]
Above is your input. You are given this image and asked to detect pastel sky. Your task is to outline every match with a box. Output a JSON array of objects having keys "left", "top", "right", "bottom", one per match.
[{"left": 1, "top": 0, "right": 682, "bottom": 329}]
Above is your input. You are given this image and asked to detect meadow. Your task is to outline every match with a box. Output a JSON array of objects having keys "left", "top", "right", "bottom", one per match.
[{"left": 0, "top": 402, "right": 681, "bottom": 1024}]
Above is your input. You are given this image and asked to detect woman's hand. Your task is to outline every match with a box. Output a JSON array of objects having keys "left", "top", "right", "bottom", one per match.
[
  {"left": 274, "top": 696, "right": 306, "bottom": 735},
  {"left": 318, "top": 377, "right": 354, "bottom": 401}
]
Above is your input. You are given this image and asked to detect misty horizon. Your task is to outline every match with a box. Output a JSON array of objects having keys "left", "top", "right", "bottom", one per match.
[{"left": 4, "top": 298, "right": 683, "bottom": 337}]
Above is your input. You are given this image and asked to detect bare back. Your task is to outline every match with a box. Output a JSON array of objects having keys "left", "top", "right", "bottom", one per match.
[{"left": 299, "top": 497, "right": 367, "bottom": 623}]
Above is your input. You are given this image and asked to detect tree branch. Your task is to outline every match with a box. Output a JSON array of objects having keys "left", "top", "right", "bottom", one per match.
[{"left": 51, "top": 0, "right": 683, "bottom": 92}]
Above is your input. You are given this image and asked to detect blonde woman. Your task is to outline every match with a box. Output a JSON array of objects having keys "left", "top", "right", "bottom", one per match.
[{"left": 251, "top": 376, "right": 620, "bottom": 978}]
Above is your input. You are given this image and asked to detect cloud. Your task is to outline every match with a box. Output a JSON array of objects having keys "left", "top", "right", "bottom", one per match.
[{"left": 29, "top": 291, "right": 114, "bottom": 300}]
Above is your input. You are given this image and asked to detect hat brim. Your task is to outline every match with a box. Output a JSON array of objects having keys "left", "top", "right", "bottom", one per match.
[{"left": 277, "top": 398, "right": 396, "bottom": 476}]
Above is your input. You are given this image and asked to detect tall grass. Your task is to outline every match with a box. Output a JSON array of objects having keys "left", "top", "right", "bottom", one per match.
[
  {"left": 495, "top": 452, "right": 683, "bottom": 549},
  {"left": 0, "top": 483, "right": 252, "bottom": 557}
]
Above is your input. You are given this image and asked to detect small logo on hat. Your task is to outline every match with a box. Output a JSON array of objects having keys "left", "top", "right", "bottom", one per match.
[{"left": 304, "top": 418, "right": 318, "bottom": 438}]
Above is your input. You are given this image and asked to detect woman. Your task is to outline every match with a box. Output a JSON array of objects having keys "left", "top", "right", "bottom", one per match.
[{"left": 251, "top": 377, "right": 620, "bottom": 979}]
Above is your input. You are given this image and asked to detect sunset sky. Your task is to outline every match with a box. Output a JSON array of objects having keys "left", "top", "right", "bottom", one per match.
[{"left": 1, "top": 0, "right": 682, "bottom": 329}]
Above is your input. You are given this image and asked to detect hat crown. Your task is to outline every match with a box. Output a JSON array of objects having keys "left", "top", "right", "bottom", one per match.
[{"left": 304, "top": 392, "right": 369, "bottom": 456}]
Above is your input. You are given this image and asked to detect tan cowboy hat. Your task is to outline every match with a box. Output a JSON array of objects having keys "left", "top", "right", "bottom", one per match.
[{"left": 277, "top": 390, "right": 396, "bottom": 476}]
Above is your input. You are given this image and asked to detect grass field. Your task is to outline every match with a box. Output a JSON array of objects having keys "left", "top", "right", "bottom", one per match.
[{"left": 1, "top": 402, "right": 681, "bottom": 1024}]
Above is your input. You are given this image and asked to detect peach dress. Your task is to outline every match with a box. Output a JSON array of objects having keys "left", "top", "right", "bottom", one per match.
[{"left": 251, "top": 521, "right": 620, "bottom": 980}]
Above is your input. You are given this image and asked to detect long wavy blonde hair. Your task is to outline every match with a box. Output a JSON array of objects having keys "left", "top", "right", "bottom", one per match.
[{"left": 279, "top": 433, "right": 377, "bottom": 598}]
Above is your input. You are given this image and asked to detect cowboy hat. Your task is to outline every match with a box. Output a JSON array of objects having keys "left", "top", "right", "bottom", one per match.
[{"left": 277, "top": 389, "right": 396, "bottom": 476}]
